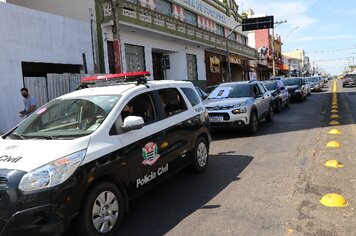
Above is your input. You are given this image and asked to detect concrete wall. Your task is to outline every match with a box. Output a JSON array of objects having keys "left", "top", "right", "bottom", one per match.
[{"left": 0, "top": 3, "right": 93, "bottom": 133}]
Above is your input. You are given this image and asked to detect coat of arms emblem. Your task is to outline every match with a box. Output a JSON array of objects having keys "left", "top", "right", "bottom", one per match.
[{"left": 142, "top": 142, "right": 160, "bottom": 166}]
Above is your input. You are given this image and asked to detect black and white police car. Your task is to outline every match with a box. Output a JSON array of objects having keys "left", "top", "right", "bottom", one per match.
[{"left": 0, "top": 72, "right": 211, "bottom": 235}]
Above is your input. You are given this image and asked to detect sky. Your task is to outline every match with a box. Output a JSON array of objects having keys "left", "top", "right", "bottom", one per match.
[{"left": 235, "top": 0, "right": 356, "bottom": 75}]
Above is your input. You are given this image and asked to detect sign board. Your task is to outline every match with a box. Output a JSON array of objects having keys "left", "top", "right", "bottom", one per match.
[
  {"left": 242, "top": 16, "right": 274, "bottom": 31},
  {"left": 210, "top": 56, "right": 220, "bottom": 73}
]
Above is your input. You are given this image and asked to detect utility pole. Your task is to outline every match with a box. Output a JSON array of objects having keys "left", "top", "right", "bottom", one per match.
[
  {"left": 110, "top": 0, "right": 123, "bottom": 73},
  {"left": 226, "top": 24, "right": 241, "bottom": 82},
  {"left": 271, "top": 20, "right": 287, "bottom": 76}
]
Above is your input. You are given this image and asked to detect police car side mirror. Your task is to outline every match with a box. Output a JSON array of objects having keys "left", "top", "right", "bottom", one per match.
[{"left": 121, "top": 116, "right": 145, "bottom": 132}]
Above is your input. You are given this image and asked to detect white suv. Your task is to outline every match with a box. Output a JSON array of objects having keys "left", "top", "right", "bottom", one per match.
[
  {"left": 0, "top": 72, "right": 211, "bottom": 235},
  {"left": 203, "top": 81, "right": 273, "bottom": 133}
]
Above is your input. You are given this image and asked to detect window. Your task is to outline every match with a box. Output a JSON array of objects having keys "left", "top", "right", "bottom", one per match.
[
  {"left": 159, "top": 88, "right": 187, "bottom": 116},
  {"left": 228, "top": 32, "right": 236, "bottom": 41},
  {"left": 216, "top": 25, "right": 224, "bottom": 36},
  {"left": 157, "top": 0, "right": 172, "bottom": 16},
  {"left": 184, "top": 10, "right": 197, "bottom": 26},
  {"left": 125, "top": 44, "right": 145, "bottom": 72},
  {"left": 121, "top": 93, "right": 156, "bottom": 124},
  {"left": 241, "top": 35, "right": 247, "bottom": 45},
  {"left": 257, "top": 83, "right": 267, "bottom": 93},
  {"left": 181, "top": 87, "right": 200, "bottom": 106}
]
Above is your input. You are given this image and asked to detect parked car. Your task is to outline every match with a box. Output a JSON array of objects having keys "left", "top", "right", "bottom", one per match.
[
  {"left": 306, "top": 76, "right": 323, "bottom": 92},
  {"left": 342, "top": 74, "right": 356, "bottom": 87},
  {"left": 283, "top": 77, "right": 308, "bottom": 102},
  {"left": 0, "top": 72, "right": 211, "bottom": 235},
  {"left": 203, "top": 81, "right": 273, "bottom": 133},
  {"left": 195, "top": 86, "right": 208, "bottom": 100},
  {"left": 204, "top": 85, "right": 218, "bottom": 94},
  {"left": 262, "top": 80, "right": 289, "bottom": 112},
  {"left": 303, "top": 78, "right": 311, "bottom": 96}
]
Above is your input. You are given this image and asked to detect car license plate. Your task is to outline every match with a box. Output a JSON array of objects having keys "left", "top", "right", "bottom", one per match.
[{"left": 209, "top": 116, "right": 223, "bottom": 122}]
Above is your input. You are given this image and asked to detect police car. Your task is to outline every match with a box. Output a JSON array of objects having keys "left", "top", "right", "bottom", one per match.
[{"left": 0, "top": 72, "right": 211, "bottom": 235}]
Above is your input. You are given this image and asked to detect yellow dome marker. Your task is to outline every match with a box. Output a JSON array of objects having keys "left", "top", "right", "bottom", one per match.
[
  {"left": 320, "top": 193, "right": 347, "bottom": 207},
  {"left": 328, "top": 129, "right": 342, "bottom": 135},
  {"left": 331, "top": 105, "right": 338, "bottom": 109},
  {"left": 329, "top": 120, "right": 340, "bottom": 125},
  {"left": 330, "top": 114, "right": 340, "bottom": 119},
  {"left": 324, "top": 160, "right": 344, "bottom": 168},
  {"left": 331, "top": 109, "right": 338, "bottom": 113},
  {"left": 326, "top": 141, "right": 341, "bottom": 148}
]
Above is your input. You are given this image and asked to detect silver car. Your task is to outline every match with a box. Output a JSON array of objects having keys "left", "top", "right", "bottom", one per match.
[{"left": 203, "top": 81, "right": 273, "bottom": 133}]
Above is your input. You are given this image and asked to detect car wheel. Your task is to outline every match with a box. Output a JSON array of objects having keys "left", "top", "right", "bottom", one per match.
[
  {"left": 266, "top": 104, "right": 274, "bottom": 122},
  {"left": 191, "top": 137, "right": 209, "bottom": 173},
  {"left": 77, "top": 182, "right": 124, "bottom": 236},
  {"left": 276, "top": 100, "right": 282, "bottom": 112},
  {"left": 248, "top": 110, "right": 258, "bottom": 133}
]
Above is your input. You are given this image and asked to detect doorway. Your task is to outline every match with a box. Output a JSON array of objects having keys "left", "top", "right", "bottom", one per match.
[{"left": 152, "top": 53, "right": 163, "bottom": 80}]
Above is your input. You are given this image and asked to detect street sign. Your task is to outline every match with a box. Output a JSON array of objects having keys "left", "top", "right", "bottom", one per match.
[{"left": 242, "top": 16, "right": 274, "bottom": 31}]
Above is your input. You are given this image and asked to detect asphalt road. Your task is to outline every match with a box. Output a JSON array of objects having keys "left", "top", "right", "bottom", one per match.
[{"left": 117, "top": 80, "right": 356, "bottom": 236}]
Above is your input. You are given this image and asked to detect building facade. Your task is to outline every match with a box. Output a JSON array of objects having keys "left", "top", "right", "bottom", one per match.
[
  {"left": 0, "top": 2, "right": 94, "bottom": 133},
  {"left": 283, "top": 49, "right": 305, "bottom": 76},
  {"left": 95, "top": 0, "right": 257, "bottom": 86}
]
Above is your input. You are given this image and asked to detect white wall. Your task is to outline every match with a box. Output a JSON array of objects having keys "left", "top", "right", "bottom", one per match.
[
  {"left": 7, "top": 0, "right": 95, "bottom": 22},
  {"left": 0, "top": 3, "right": 93, "bottom": 133},
  {"left": 117, "top": 30, "right": 206, "bottom": 81}
]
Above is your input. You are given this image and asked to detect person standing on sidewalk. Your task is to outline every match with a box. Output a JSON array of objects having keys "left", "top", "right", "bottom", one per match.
[{"left": 19, "top": 88, "right": 37, "bottom": 118}]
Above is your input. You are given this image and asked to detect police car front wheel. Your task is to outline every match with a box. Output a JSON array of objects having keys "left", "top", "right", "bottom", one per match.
[
  {"left": 192, "top": 137, "right": 209, "bottom": 173},
  {"left": 77, "top": 181, "right": 124, "bottom": 236}
]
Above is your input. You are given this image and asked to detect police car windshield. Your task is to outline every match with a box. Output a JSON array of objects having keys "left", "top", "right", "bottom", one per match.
[
  {"left": 208, "top": 84, "right": 252, "bottom": 99},
  {"left": 10, "top": 95, "right": 120, "bottom": 140}
]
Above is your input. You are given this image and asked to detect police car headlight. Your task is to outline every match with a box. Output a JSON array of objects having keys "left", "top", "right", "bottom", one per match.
[{"left": 19, "top": 150, "right": 86, "bottom": 192}]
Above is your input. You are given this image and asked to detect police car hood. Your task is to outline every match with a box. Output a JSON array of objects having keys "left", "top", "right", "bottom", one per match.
[
  {"left": 0, "top": 137, "right": 90, "bottom": 172},
  {"left": 203, "top": 98, "right": 249, "bottom": 108}
]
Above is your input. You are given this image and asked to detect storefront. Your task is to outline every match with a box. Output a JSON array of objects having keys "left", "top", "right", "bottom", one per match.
[{"left": 205, "top": 50, "right": 224, "bottom": 86}]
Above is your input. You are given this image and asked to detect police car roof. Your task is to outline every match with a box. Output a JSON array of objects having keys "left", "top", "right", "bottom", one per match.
[{"left": 60, "top": 80, "right": 194, "bottom": 99}]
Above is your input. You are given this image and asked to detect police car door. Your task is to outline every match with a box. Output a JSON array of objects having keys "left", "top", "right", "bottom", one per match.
[{"left": 114, "top": 91, "right": 168, "bottom": 195}]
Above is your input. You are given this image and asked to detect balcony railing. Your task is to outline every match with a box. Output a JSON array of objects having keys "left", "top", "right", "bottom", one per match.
[{"left": 113, "top": 1, "right": 256, "bottom": 60}]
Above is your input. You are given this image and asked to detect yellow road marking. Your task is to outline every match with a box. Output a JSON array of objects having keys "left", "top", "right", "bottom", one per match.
[{"left": 320, "top": 193, "right": 347, "bottom": 207}]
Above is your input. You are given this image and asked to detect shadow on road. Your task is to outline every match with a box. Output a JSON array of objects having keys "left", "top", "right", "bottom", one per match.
[{"left": 117, "top": 154, "right": 253, "bottom": 235}]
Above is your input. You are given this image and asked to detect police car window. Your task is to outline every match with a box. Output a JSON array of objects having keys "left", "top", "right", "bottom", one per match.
[
  {"left": 121, "top": 93, "right": 156, "bottom": 124},
  {"left": 159, "top": 88, "right": 187, "bottom": 116},
  {"left": 181, "top": 87, "right": 200, "bottom": 106},
  {"left": 9, "top": 95, "right": 120, "bottom": 140}
]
